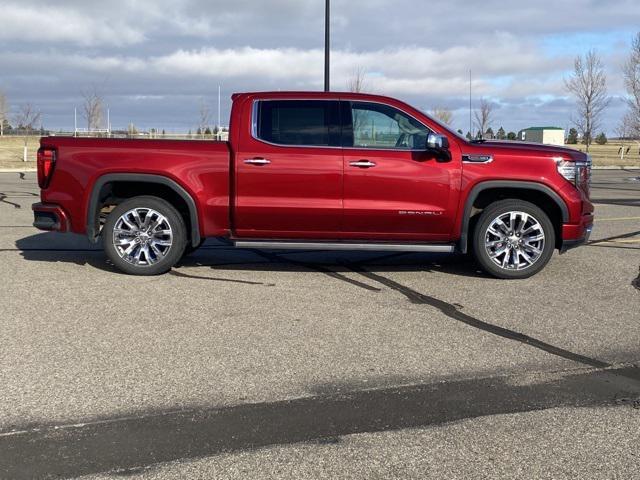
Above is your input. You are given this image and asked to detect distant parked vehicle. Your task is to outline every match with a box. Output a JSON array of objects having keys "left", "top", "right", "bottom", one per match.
[{"left": 34, "top": 91, "right": 593, "bottom": 279}]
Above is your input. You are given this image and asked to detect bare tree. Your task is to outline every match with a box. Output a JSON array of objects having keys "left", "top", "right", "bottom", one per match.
[
  {"left": 81, "top": 87, "right": 105, "bottom": 131},
  {"left": 615, "top": 111, "right": 634, "bottom": 140},
  {"left": 431, "top": 107, "right": 453, "bottom": 126},
  {"left": 198, "top": 99, "right": 211, "bottom": 138},
  {"left": 622, "top": 32, "right": 640, "bottom": 138},
  {"left": 347, "top": 67, "right": 368, "bottom": 93},
  {"left": 0, "top": 91, "right": 8, "bottom": 136},
  {"left": 565, "top": 49, "right": 609, "bottom": 152},
  {"left": 14, "top": 103, "right": 41, "bottom": 134},
  {"left": 473, "top": 98, "right": 494, "bottom": 138}
]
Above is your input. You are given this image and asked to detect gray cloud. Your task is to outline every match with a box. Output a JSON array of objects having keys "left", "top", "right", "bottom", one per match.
[{"left": 0, "top": 0, "right": 638, "bottom": 133}]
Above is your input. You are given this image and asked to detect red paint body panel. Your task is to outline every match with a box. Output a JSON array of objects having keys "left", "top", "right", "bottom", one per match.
[
  {"left": 39, "top": 137, "right": 231, "bottom": 237},
  {"left": 36, "top": 91, "right": 593, "bottom": 250},
  {"left": 342, "top": 148, "right": 460, "bottom": 241},
  {"left": 233, "top": 105, "right": 343, "bottom": 236},
  {"left": 454, "top": 140, "right": 593, "bottom": 240}
]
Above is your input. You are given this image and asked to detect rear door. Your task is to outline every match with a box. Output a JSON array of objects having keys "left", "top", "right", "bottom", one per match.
[
  {"left": 341, "top": 101, "right": 459, "bottom": 241},
  {"left": 234, "top": 99, "right": 343, "bottom": 238}
]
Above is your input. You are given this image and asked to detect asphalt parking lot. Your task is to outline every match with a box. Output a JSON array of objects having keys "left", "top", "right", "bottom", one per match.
[{"left": 1, "top": 170, "right": 639, "bottom": 479}]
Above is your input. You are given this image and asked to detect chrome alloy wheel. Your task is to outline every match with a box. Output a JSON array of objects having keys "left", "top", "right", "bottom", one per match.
[
  {"left": 112, "top": 207, "right": 173, "bottom": 266},
  {"left": 484, "top": 211, "right": 545, "bottom": 271}
]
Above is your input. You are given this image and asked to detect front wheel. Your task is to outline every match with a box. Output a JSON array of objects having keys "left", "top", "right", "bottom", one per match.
[
  {"left": 103, "top": 196, "right": 187, "bottom": 275},
  {"left": 472, "top": 200, "right": 555, "bottom": 279}
]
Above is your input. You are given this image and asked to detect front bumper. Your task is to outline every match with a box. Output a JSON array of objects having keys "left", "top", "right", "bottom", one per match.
[
  {"left": 32, "top": 202, "right": 70, "bottom": 232},
  {"left": 560, "top": 213, "right": 593, "bottom": 253}
]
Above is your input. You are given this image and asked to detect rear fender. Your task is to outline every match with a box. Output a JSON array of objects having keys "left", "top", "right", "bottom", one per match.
[{"left": 86, "top": 173, "right": 201, "bottom": 247}]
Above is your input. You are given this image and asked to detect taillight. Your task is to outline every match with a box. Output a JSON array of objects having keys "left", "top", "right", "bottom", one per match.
[{"left": 37, "top": 147, "right": 56, "bottom": 189}]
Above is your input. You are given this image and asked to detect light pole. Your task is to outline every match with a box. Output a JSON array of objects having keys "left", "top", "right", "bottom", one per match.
[{"left": 324, "top": 0, "right": 330, "bottom": 92}]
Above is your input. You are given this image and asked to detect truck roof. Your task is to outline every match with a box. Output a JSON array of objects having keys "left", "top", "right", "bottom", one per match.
[{"left": 231, "top": 91, "right": 398, "bottom": 102}]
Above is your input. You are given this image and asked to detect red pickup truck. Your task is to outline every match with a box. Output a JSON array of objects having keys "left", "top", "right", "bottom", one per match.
[{"left": 33, "top": 91, "right": 593, "bottom": 279}]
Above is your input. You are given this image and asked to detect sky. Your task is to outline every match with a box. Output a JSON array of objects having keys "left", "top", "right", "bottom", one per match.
[{"left": 0, "top": 0, "right": 639, "bottom": 134}]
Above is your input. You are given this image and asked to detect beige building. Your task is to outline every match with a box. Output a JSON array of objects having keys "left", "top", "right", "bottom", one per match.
[{"left": 520, "top": 127, "right": 565, "bottom": 146}]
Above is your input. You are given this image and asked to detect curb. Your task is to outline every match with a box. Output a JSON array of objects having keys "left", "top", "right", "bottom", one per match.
[{"left": 0, "top": 168, "right": 37, "bottom": 173}]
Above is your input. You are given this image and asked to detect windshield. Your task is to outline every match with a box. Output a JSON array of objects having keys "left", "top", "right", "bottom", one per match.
[{"left": 424, "top": 112, "right": 469, "bottom": 143}]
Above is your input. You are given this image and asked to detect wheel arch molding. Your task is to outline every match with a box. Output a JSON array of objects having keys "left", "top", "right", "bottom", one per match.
[
  {"left": 458, "top": 181, "right": 569, "bottom": 254},
  {"left": 86, "top": 173, "right": 201, "bottom": 247}
]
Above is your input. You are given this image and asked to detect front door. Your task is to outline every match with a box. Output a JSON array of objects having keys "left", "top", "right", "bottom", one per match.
[
  {"left": 234, "top": 99, "right": 343, "bottom": 239},
  {"left": 341, "top": 101, "right": 460, "bottom": 241}
]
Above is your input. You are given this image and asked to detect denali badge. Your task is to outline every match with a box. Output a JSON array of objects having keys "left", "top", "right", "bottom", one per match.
[{"left": 399, "top": 210, "right": 443, "bottom": 216}]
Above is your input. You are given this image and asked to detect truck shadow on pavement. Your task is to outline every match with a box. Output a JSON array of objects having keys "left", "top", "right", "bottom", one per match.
[{"left": 14, "top": 233, "right": 488, "bottom": 280}]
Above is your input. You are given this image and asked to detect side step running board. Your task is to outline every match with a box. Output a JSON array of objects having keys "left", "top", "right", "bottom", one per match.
[{"left": 233, "top": 240, "right": 455, "bottom": 253}]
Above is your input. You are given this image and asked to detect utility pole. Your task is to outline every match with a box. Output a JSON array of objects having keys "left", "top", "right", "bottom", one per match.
[
  {"left": 218, "top": 85, "right": 221, "bottom": 138},
  {"left": 324, "top": 0, "right": 330, "bottom": 92}
]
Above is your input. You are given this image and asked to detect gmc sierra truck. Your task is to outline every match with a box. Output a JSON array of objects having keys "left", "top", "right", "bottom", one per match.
[{"left": 33, "top": 91, "right": 593, "bottom": 279}]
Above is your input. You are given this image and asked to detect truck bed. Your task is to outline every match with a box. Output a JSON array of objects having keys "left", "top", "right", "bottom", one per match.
[{"left": 39, "top": 136, "right": 232, "bottom": 238}]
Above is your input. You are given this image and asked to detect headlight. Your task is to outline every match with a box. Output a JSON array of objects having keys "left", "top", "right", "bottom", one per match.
[
  {"left": 555, "top": 156, "right": 591, "bottom": 193},
  {"left": 554, "top": 155, "right": 591, "bottom": 187},
  {"left": 556, "top": 159, "right": 577, "bottom": 183}
]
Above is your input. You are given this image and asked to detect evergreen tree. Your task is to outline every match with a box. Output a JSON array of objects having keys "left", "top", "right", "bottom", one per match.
[
  {"left": 595, "top": 132, "right": 607, "bottom": 145},
  {"left": 496, "top": 126, "right": 506, "bottom": 140},
  {"left": 507, "top": 131, "right": 517, "bottom": 140},
  {"left": 465, "top": 131, "right": 473, "bottom": 140},
  {"left": 567, "top": 128, "right": 579, "bottom": 144}
]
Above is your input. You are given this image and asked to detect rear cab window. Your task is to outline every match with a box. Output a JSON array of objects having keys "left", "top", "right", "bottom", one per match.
[{"left": 254, "top": 100, "right": 340, "bottom": 147}]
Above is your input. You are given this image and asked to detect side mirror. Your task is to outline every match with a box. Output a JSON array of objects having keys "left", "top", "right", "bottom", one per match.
[
  {"left": 426, "top": 133, "right": 451, "bottom": 162},
  {"left": 427, "top": 133, "right": 449, "bottom": 151}
]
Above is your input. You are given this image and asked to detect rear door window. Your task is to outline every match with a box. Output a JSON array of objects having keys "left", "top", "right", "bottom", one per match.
[{"left": 255, "top": 100, "right": 340, "bottom": 147}]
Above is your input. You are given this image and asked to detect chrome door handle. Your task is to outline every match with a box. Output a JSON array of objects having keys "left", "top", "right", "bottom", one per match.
[
  {"left": 349, "top": 160, "right": 376, "bottom": 168},
  {"left": 244, "top": 158, "right": 271, "bottom": 165}
]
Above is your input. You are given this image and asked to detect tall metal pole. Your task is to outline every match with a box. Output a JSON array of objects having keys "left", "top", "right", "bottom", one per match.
[
  {"left": 469, "top": 70, "right": 472, "bottom": 137},
  {"left": 324, "top": 0, "right": 330, "bottom": 92}
]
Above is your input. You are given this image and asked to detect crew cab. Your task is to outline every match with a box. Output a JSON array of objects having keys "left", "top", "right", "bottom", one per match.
[{"left": 33, "top": 91, "right": 593, "bottom": 279}]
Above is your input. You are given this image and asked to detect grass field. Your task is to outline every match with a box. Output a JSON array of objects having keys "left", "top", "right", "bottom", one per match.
[
  {"left": 0, "top": 136, "right": 40, "bottom": 169},
  {"left": 565, "top": 141, "right": 640, "bottom": 167},
  {"left": 0, "top": 135, "right": 638, "bottom": 170}
]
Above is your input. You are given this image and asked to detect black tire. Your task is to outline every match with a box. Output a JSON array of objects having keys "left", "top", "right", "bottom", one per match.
[
  {"left": 103, "top": 196, "right": 187, "bottom": 275},
  {"left": 472, "top": 199, "right": 555, "bottom": 279}
]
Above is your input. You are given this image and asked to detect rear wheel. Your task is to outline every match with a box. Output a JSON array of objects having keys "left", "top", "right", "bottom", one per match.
[
  {"left": 103, "top": 196, "right": 187, "bottom": 275},
  {"left": 472, "top": 199, "right": 555, "bottom": 279}
]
